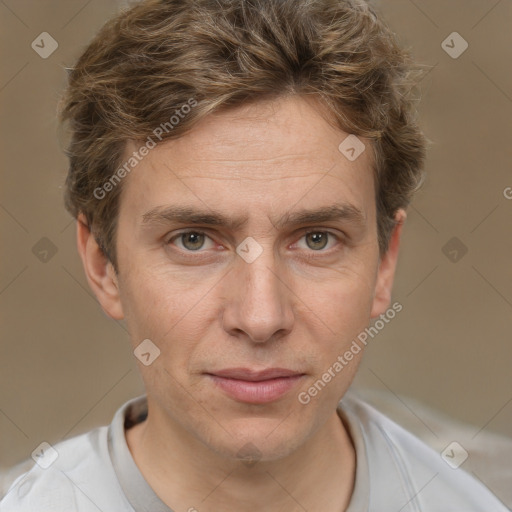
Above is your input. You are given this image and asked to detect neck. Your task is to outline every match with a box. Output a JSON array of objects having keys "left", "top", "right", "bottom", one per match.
[{"left": 126, "top": 402, "right": 356, "bottom": 512}]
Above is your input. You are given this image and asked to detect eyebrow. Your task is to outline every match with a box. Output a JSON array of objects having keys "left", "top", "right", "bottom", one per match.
[{"left": 141, "top": 202, "right": 366, "bottom": 231}]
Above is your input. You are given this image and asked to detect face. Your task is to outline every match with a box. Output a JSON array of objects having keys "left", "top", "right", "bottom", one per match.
[{"left": 84, "top": 95, "right": 402, "bottom": 462}]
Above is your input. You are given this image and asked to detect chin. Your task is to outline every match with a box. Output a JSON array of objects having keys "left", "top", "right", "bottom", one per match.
[{"left": 206, "top": 416, "right": 310, "bottom": 463}]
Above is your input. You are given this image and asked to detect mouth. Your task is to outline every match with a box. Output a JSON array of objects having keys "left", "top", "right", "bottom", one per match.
[{"left": 205, "top": 368, "right": 306, "bottom": 404}]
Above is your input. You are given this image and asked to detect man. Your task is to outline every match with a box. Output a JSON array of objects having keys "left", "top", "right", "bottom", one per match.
[{"left": 1, "top": 0, "right": 509, "bottom": 510}]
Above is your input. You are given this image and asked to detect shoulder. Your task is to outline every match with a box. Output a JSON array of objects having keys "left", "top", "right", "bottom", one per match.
[
  {"left": 0, "top": 426, "right": 131, "bottom": 512},
  {"left": 340, "top": 392, "right": 511, "bottom": 511}
]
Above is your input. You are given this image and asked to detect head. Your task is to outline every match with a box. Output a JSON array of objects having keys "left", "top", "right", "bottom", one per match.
[{"left": 61, "top": 0, "right": 426, "bottom": 462}]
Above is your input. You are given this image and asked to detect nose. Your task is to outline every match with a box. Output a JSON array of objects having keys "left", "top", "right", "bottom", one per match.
[{"left": 221, "top": 245, "right": 295, "bottom": 344}]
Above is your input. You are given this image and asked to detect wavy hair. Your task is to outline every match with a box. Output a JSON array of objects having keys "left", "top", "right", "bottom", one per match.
[{"left": 60, "top": 0, "right": 427, "bottom": 269}]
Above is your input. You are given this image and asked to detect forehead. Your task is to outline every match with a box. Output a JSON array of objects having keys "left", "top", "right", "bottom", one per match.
[{"left": 119, "top": 95, "right": 375, "bottom": 222}]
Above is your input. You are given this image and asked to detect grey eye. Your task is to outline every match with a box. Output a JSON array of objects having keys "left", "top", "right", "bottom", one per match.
[
  {"left": 305, "top": 232, "right": 330, "bottom": 251},
  {"left": 179, "top": 231, "right": 206, "bottom": 251}
]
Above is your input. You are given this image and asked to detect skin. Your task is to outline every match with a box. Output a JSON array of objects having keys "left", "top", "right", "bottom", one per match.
[{"left": 77, "top": 95, "right": 405, "bottom": 512}]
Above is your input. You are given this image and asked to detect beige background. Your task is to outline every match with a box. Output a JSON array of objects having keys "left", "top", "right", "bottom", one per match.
[{"left": 1, "top": 0, "right": 511, "bottom": 472}]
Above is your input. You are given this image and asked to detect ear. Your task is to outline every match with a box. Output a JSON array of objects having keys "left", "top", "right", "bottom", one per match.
[
  {"left": 76, "top": 213, "right": 124, "bottom": 320},
  {"left": 370, "top": 209, "right": 406, "bottom": 318}
]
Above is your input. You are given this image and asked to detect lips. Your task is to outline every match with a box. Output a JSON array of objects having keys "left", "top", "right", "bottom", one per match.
[
  {"left": 206, "top": 368, "right": 305, "bottom": 404},
  {"left": 210, "top": 367, "right": 302, "bottom": 381}
]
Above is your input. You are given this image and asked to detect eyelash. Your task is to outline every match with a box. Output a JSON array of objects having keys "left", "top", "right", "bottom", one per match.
[{"left": 165, "top": 229, "right": 344, "bottom": 256}]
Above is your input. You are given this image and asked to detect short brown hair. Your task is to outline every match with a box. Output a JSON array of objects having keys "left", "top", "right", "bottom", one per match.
[{"left": 60, "top": 0, "right": 427, "bottom": 270}]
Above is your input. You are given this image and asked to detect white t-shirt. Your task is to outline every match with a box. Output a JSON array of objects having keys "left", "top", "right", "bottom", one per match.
[{"left": 0, "top": 392, "right": 509, "bottom": 512}]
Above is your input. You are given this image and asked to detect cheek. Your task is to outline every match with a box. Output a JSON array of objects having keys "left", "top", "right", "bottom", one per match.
[
  {"left": 293, "top": 261, "right": 377, "bottom": 396},
  {"left": 299, "top": 262, "right": 377, "bottom": 335},
  {"left": 295, "top": 275, "right": 372, "bottom": 408},
  {"left": 119, "top": 266, "right": 222, "bottom": 379},
  {"left": 118, "top": 266, "right": 200, "bottom": 343}
]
